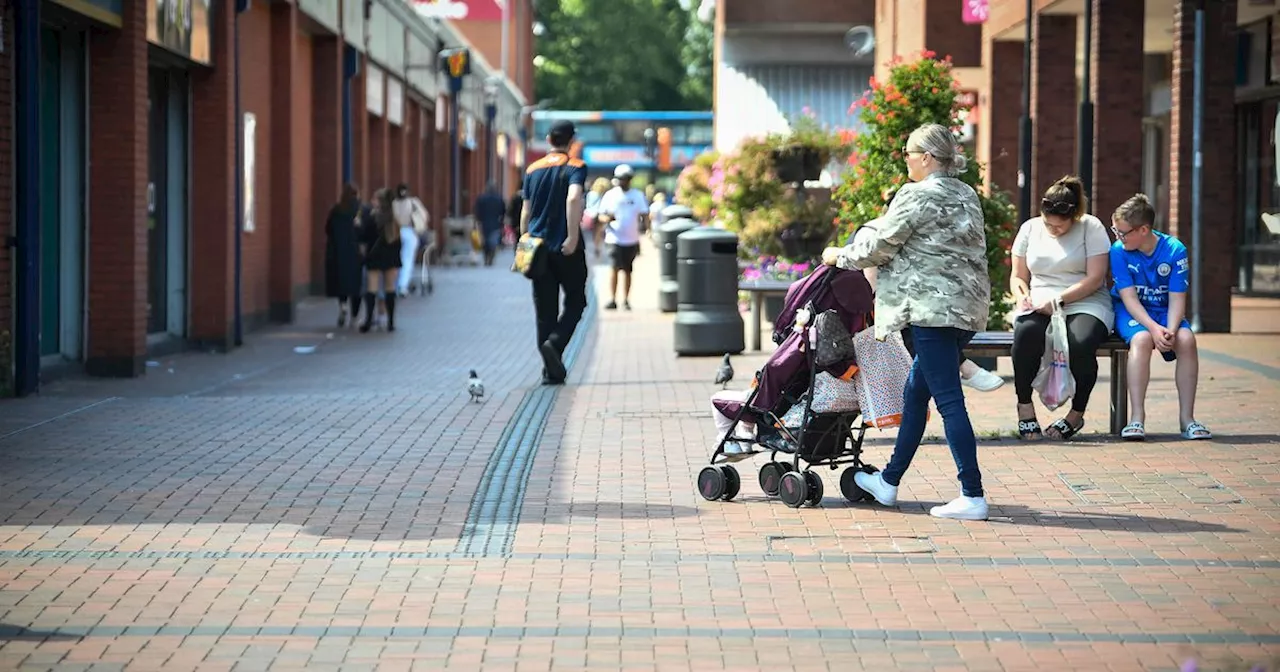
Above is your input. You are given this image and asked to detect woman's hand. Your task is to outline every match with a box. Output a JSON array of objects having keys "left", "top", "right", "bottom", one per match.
[
  {"left": 1033, "top": 296, "right": 1059, "bottom": 315},
  {"left": 821, "top": 247, "right": 842, "bottom": 267}
]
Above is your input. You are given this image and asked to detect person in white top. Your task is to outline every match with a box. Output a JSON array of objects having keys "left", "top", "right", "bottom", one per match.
[
  {"left": 597, "top": 164, "right": 648, "bottom": 310},
  {"left": 392, "top": 184, "right": 429, "bottom": 297},
  {"left": 647, "top": 192, "right": 668, "bottom": 242},
  {"left": 1010, "top": 175, "right": 1115, "bottom": 442}
]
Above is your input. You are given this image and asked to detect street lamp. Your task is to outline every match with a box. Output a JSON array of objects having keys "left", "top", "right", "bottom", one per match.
[{"left": 483, "top": 77, "right": 500, "bottom": 186}]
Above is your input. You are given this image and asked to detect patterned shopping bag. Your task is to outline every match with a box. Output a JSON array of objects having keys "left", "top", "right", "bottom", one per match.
[{"left": 852, "top": 328, "right": 913, "bottom": 429}]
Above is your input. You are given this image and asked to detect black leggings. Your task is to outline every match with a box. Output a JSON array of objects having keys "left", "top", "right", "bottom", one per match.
[{"left": 1012, "top": 312, "right": 1110, "bottom": 412}]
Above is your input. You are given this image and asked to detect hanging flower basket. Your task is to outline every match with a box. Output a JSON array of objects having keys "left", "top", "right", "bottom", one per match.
[
  {"left": 771, "top": 145, "right": 824, "bottom": 183},
  {"left": 779, "top": 223, "right": 831, "bottom": 260}
]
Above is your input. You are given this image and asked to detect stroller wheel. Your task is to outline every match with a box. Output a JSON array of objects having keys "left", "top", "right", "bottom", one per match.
[
  {"left": 697, "top": 466, "right": 727, "bottom": 502},
  {"left": 721, "top": 466, "right": 741, "bottom": 501},
  {"left": 840, "top": 465, "right": 879, "bottom": 503},
  {"left": 778, "top": 471, "right": 808, "bottom": 509},
  {"left": 804, "top": 471, "right": 825, "bottom": 507},
  {"left": 758, "top": 463, "right": 786, "bottom": 496}
]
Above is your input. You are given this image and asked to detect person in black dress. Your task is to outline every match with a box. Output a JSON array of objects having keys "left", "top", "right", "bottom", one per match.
[
  {"left": 358, "top": 188, "right": 404, "bottom": 332},
  {"left": 324, "top": 183, "right": 365, "bottom": 327}
]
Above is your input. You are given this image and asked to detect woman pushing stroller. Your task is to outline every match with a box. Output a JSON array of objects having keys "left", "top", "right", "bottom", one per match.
[{"left": 820, "top": 123, "right": 992, "bottom": 521}]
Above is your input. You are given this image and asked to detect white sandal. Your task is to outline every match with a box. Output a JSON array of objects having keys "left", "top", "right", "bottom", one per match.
[
  {"left": 1181, "top": 421, "right": 1213, "bottom": 440},
  {"left": 1121, "top": 421, "right": 1145, "bottom": 441}
]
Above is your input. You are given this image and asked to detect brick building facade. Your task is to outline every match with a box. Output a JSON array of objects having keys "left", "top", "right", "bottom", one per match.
[{"left": 0, "top": 0, "right": 535, "bottom": 395}]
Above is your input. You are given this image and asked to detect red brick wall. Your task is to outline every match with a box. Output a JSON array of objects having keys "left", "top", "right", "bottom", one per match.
[
  {"left": 0, "top": 0, "right": 13, "bottom": 386},
  {"left": 351, "top": 63, "right": 368, "bottom": 197},
  {"left": 723, "top": 0, "right": 873, "bottom": 26},
  {"left": 1169, "top": 0, "right": 1236, "bottom": 332},
  {"left": 268, "top": 1, "right": 297, "bottom": 321},
  {"left": 388, "top": 83, "right": 405, "bottom": 190},
  {"left": 240, "top": 1, "right": 273, "bottom": 323},
  {"left": 311, "top": 37, "right": 343, "bottom": 292},
  {"left": 292, "top": 26, "right": 314, "bottom": 295},
  {"left": 925, "top": 0, "right": 981, "bottom": 67},
  {"left": 1089, "top": 0, "right": 1143, "bottom": 222},
  {"left": 85, "top": 0, "right": 149, "bottom": 376},
  {"left": 983, "top": 39, "right": 1022, "bottom": 201},
  {"left": 1029, "top": 12, "right": 1076, "bottom": 205},
  {"left": 407, "top": 100, "right": 421, "bottom": 202},
  {"left": 190, "top": 0, "right": 237, "bottom": 349}
]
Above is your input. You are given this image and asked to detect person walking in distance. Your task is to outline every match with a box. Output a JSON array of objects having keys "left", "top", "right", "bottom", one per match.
[
  {"left": 597, "top": 165, "right": 647, "bottom": 310},
  {"left": 392, "top": 184, "right": 429, "bottom": 297},
  {"left": 520, "top": 120, "right": 588, "bottom": 385},
  {"left": 324, "top": 183, "right": 366, "bottom": 327},
  {"left": 358, "top": 188, "right": 403, "bottom": 333},
  {"left": 475, "top": 182, "right": 507, "bottom": 266}
]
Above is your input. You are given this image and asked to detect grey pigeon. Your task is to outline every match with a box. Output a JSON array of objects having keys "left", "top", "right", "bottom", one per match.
[
  {"left": 714, "top": 353, "right": 734, "bottom": 389},
  {"left": 467, "top": 369, "right": 485, "bottom": 403}
]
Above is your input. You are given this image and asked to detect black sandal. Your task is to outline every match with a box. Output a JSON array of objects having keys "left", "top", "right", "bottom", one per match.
[
  {"left": 1045, "top": 417, "right": 1084, "bottom": 441},
  {"left": 1017, "top": 419, "right": 1043, "bottom": 441}
]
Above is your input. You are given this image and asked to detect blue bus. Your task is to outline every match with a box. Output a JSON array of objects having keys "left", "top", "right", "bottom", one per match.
[{"left": 529, "top": 110, "right": 713, "bottom": 187}]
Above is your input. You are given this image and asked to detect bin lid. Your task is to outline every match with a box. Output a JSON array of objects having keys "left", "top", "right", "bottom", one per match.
[
  {"left": 658, "top": 217, "right": 700, "bottom": 235},
  {"left": 661, "top": 204, "right": 694, "bottom": 220},
  {"left": 677, "top": 226, "right": 739, "bottom": 257}
]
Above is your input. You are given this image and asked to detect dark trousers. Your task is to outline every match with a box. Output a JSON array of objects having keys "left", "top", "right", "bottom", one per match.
[
  {"left": 1012, "top": 312, "right": 1111, "bottom": 413},
  {"left": 882, "top": 326, "right": 983, "bottom": 498},
  {"left": 532, "top": 247, "right": 589, "bottom": 357}
]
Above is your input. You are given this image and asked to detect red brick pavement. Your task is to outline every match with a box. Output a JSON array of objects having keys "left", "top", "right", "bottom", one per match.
[{"left": 0, "top": 244, "right": 1277, "bottom": 671}]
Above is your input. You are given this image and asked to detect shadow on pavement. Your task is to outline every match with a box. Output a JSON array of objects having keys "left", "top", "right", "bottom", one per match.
[
  {"left": 0, "top": 623, "right": 83, "bottom": 642},
  {"left": 883, "top": 502, "right": 1247, "bottom": 533}
]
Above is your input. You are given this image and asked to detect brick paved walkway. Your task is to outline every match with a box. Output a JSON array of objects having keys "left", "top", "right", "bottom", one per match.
[{"left": 1, "top": 244, "right": 1278, "bottom": 671}]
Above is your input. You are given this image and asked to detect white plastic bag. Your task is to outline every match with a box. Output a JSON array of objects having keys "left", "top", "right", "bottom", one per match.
[
  {"left": 1031, "top": 304, "right": 1076, "bottom": 410},
  {"left": 852, "top": 328, "right": 913, "bottom": 428}
]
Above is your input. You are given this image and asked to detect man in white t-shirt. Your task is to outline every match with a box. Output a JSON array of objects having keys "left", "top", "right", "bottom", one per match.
[{"left": 597, "top": 164, "right": 648, "bottom": 310}]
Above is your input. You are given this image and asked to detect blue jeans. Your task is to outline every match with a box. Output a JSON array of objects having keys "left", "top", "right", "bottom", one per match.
[{"left": 880, "top": 326, "right": 984, "bottom": 497}]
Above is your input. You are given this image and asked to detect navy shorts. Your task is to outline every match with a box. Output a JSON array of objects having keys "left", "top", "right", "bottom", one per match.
[{"left": 609, "top": 243, "right": 640, "bottom": 272}]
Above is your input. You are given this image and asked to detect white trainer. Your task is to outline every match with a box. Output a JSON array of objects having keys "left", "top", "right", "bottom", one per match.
[
  {"left": 961, "top": 365, "right": 1005, "bottom": 392},
  {"left": 853, "top": 471, "right": 898, "bottom": 506},
  {"left": 929, "top": 496, "right": 989, "bottom": 521}
]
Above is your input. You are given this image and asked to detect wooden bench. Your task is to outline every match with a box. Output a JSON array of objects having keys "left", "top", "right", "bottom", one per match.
[
  {"left": 963, "top": 331, "right": 1131, "bottom": 435},
  {"left": 738, "top": 279, "right": 794, "bottom": 351}
]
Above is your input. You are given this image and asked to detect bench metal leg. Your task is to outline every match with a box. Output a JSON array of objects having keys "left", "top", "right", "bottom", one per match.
[{"left": 1110, "top": 352, "right": 1129, "bottom": 436}]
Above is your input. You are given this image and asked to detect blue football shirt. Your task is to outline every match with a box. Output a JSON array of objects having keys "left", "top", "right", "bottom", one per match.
[{"left": 1110, "top": 231, "right": 1190, "bottom": 312}]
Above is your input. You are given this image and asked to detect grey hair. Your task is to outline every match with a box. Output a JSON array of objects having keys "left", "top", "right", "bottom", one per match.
[{"left": 908, "top": 123, "right": 967, "bottom": 176}]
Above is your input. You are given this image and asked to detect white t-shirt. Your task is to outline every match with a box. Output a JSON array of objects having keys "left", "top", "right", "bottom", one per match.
[
  {"left": 1012, "top": 214, "right": 1114, "bottom": 327},
  {"left": 599, "top": 186, "right": 647, "bottom": 246}
]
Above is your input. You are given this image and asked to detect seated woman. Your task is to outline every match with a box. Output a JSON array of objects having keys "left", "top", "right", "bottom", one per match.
[{"left": 1010, "top": 175, "right": 1114, "bottom": 441}]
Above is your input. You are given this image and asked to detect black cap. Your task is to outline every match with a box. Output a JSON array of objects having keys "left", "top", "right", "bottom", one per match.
[{"left": 548, "top": 120, "right": 576, "bottom": 142}]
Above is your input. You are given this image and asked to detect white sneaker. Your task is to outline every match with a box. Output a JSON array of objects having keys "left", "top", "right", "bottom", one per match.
[
  {"left": 853, "top": 471, "right": 898, "bottom": 506},
  {"left": 929, "top": 496, "right": 989, "bottom": 521},
  {"left": 961, "top": 366, "right": 1005, "bottom": 392}
]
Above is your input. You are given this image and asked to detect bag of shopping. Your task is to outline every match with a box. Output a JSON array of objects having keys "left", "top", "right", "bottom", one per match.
[
  {"left": 852, "top": 327, "right": 913, "bottom": 429},
  {"left": 1032, "top": 304, "right": 1076, "bottom": 410},
  {"left": 511, "top": 233, "right": 546, "bottom": 278}
]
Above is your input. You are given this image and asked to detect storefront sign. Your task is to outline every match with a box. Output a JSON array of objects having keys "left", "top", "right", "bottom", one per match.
[
  {"left": 436, "top": 95, "right": 448, "bottom": 132},
  {"left": 52, "top": 0, "right": 123, "bottom": 27},
  {"left": 496, "top": 134, "right": 508, "bottom": 159},
  {"left": 387, "top": 78, "right": 404, "bottom": 127},
  {"left": 412, "top": 0, "right": 504, "bottom": 22},
  {"left": 243, "top": 112, "right": 257, "bottom": 233},
  {"left": 366, "top": 65, "right": 385, "bottom": 117},
  {"left": 462, "top": 114, "right": 477, "bottom": 150},
  {"left": 147, "top": 0, "right": 213, "bottom": 65}
]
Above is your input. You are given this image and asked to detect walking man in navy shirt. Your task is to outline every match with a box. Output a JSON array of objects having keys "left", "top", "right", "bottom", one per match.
[{"left": 520, "top": 120, "right": 588, "bottom": 385}]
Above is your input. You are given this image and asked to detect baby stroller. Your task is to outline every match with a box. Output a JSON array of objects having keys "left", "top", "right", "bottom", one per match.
[{"left": 697, "top": 266, "right": 882, "bottom": 508}]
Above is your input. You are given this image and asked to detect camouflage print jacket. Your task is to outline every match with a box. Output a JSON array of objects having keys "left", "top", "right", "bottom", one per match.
[{"left": 836, "top": 174, "right": 990, "bottom": 339}]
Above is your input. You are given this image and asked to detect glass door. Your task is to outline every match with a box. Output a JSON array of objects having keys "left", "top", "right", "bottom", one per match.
[{"left": 147, "top": 70, "right": 170, "bottom": 333}]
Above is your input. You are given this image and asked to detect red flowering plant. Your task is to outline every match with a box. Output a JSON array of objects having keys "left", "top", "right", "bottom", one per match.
[{"left": 832, "top": 52, "right": 1017, "bottom": 328}]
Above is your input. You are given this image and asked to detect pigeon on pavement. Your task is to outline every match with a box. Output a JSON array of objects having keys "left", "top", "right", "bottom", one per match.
[
  {"left": 467, "top": 370, "right": 485, "bottom": 403},
  {"left": 714, "top": 353, "right": 734, "bottom": 389}
]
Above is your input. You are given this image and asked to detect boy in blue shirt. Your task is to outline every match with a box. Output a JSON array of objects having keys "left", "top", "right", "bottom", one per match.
[{"left": 1109, "top": 194, "right": 1212, "bottom": 441}]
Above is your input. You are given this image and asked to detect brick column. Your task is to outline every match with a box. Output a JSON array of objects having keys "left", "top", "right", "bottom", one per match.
[
  {"left": 1090, "top": 0, "right": 1144, "bottom": 221},
  {"left": 1170, "top": 0, "right": 1237, "bottom": 332},
  {"left": 369, "top": 110, "right": 389, "bottom": 191},
  {"left": 189, "top": 0, "right": 237, "bottom": 350},
  {"left": 0, "top": 0, "right": 14, "bottom": 368},
  {"left": 351, "top": 60, "right": 368, "bottom": 193},
  {"left": 407, "top": 100, "right": 421, "bottom": 200},
  {"left": 1030, "top": 12, "right": 1076, "bottom": 204},
  {"left": 269, "top": 1, "right": 298, "bottom": 322},
  {"left": 312, "top": 36, "right": 344, "bottom": 291},
  {"left": 983, "top": 38, "right": 1023, "bottom": 201},
  {"left": 85, "top": 0, "right": 148, "bottom": 377}
]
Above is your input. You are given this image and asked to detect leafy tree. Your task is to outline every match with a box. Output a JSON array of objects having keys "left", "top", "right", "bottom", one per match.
[
  {"left": 831, "top": 53, "right": 1017, "bottom": 329},
  {"left": 534, "top": 0, "right": 711, "bottom": 110}
]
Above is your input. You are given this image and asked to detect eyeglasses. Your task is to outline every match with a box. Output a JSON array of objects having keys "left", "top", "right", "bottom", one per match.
[
  {"left": 902, "top": 147, "right": 926, "bottom": 157},
  {"left": 1111, "top": 224, "right": 1138, "bottom": 240},
  {"left": 1041, "top": 199, "right": 1076, "bottom": 216}
]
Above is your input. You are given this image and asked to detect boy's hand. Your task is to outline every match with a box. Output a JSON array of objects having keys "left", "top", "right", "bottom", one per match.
[{"left": 1151, "top": 325, "right": 1175, "bottom": 352}]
